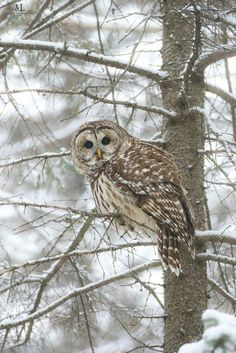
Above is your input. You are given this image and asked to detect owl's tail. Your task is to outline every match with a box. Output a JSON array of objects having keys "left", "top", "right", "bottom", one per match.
[
  {"left": 157, "top": 229, "right": 181, "bottom": 276},
  {"left": 157, "top": 230, "right": 195, "bottom": 276}
]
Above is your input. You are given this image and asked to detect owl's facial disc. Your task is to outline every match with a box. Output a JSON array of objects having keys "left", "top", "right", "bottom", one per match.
[
  {"left": 96, "top": 129, "right": 121, "bottom": 160},
  {"left": 71, "top": 123, "right": 124, "bottom": 174},
  {"left": 75, "top": 130, "right": 98, "bottom": 165}
]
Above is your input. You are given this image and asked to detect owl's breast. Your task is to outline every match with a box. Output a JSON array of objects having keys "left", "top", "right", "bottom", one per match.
[
  {"left": 92, "top": 171, "right": 134, "bottom": 213},
  {"left": 92, "top": 172, "right": 156, "bottom": 234}
]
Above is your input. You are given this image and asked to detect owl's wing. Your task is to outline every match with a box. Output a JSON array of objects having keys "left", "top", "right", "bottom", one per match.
[
  {"left": 137, "top": 183, "right": 195, "bottom": 253},
  {"left": 105, "top": 142, "right": 195, "bottom": 265}
]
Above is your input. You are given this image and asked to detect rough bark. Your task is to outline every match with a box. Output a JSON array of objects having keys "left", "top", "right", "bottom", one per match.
[{"left": 161, "top": 2, "right": 208, "bottom": 353}]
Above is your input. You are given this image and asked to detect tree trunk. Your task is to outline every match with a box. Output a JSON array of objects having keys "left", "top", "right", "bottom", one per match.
[{"left": 161, "top": 2, "right": 208, "bottom": 353}]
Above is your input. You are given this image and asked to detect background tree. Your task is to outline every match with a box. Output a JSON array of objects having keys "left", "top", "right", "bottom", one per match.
[{"left": 0, "top": 1, "right": 236, "bottom": 353}]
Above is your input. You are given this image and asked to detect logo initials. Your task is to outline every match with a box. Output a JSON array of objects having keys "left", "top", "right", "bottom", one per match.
[{"left": 15, "top": 3, "right": 25, "bottom": 12}]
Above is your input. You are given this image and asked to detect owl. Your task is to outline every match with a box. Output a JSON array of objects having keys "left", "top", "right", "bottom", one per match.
[{"left": 71, "top": 120, "right": 195, "bottom": 275}]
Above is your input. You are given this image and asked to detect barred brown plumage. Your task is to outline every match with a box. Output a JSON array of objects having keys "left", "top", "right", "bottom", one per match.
[{"left": 71, "top": 120, "right": 195, "bottom": 275}]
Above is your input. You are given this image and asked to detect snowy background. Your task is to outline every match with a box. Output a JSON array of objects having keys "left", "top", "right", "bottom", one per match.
[{"left": 0, "top": 1, "right": 236, "bottom": 352}]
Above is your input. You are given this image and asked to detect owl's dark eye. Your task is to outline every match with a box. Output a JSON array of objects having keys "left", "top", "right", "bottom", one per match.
[
  {"left": 101, "top": 136, "right": 111, "bottom": 145},
  {"left": 84, "top": 140, "right": 93, "bottom": 149}
]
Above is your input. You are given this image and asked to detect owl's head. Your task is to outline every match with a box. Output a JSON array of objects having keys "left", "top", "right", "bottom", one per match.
[{"left": 71, "top": 120, "right": 130, "bottom": 174}]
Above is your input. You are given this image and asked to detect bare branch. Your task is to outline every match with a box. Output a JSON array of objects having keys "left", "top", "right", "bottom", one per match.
[
  {"left": 189, "top": 106, "right": 236, "bottom": 148},
  {"left": 202, "top": 9, "right": 236, "bottom": 30},
  {"left": 25, "top": 0, "right": 52, "bottom": 31},
  {"left": 26, "top": 1, "right": 94, "bottom": 38},
  {"left": 0, "top": 88, "right": 176, "bottom": 119},
  {"left": 179, "top": 1, "right": 202, "bottom": 97},
  {"left": 0, "top": 150, "right": 70, "bottom": 168},
  {"left": 133, "top": 276, "right": 164, "bottom": 309},
  {"left": 28, "top": 0, "right": 78, "bottom": 32},
  {"left": 205, "top": 180, "right": 236, "bottom": 188},
  {"left": 0, "top": 200, "right": 166, "bottom": 234},
  {"left": 0, "top": 260, "right": 160, "bottom": 330},
  {"left": 208, "top": 278, "right": 236, "bottom": 305},
  {"left": 22, "top": 217, "right": 93, "bottom": 343},
  {"left": 0, "top": 200, "right": 83, "bottom": 216},
  {"left": 0, "top": 241, "right": 156, "bottom": 276},
  {"left": 62, "top": 13, "right": 162, "bottom": 33},
  {"left": 0, "top": 0, "right": 18, "bottom": 10}
]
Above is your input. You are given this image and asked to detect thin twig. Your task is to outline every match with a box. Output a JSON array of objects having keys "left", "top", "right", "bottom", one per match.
[
  {"left": 0, "top": 88, "right": 176, "bottom": 120},
  {"left": 0, "top": 150, "right": 70, "bottom": 168}
]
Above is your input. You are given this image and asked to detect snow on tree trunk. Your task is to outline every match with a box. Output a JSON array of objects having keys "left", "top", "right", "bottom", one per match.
[{"left": 161, "top": 2, "right": 208, "bottom": 353}]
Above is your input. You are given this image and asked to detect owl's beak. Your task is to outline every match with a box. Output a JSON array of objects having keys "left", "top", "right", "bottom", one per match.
[{"left": 97, "top": 147, "right": 102, "bottom": 159}]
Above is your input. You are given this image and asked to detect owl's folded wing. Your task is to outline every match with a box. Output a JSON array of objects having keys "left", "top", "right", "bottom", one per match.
[
  {"left": 105, "top": 151, "right": 195, "bottom": 257},
  {"left": 137, "top": 184, "right": 195, "bottom": 255}
]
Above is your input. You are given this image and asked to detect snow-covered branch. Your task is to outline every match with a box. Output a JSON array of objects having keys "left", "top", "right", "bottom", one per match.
[
  {"left": 205, "top": 83, "right": 236, "bottom": 107},
  {"left": 197, "top": 253, "right": 236, "bottom": 266},
  {"left": 196, "top": 230, "right": 236, "bottom": 246},
  {"left": 0, "top": 260, "right": 160, "bottom": 330},
  {"left": 0, "top": 39, "right": 168, "bottom": 82},
  {"left": 0, "top": 1, "right": 94, "bottom": 65},
  {"left": 195, "top": 45, "right": 236, "bottom": 73}
]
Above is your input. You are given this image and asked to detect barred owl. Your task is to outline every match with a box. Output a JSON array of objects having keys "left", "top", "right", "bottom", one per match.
[{"left": 71, "top": 120, "right": 195, "bottom": 275}]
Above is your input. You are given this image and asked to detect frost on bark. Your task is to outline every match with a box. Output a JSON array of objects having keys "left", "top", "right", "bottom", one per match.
[{"left": 161, "top": 2, "right": 208, "bottom": 353}]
